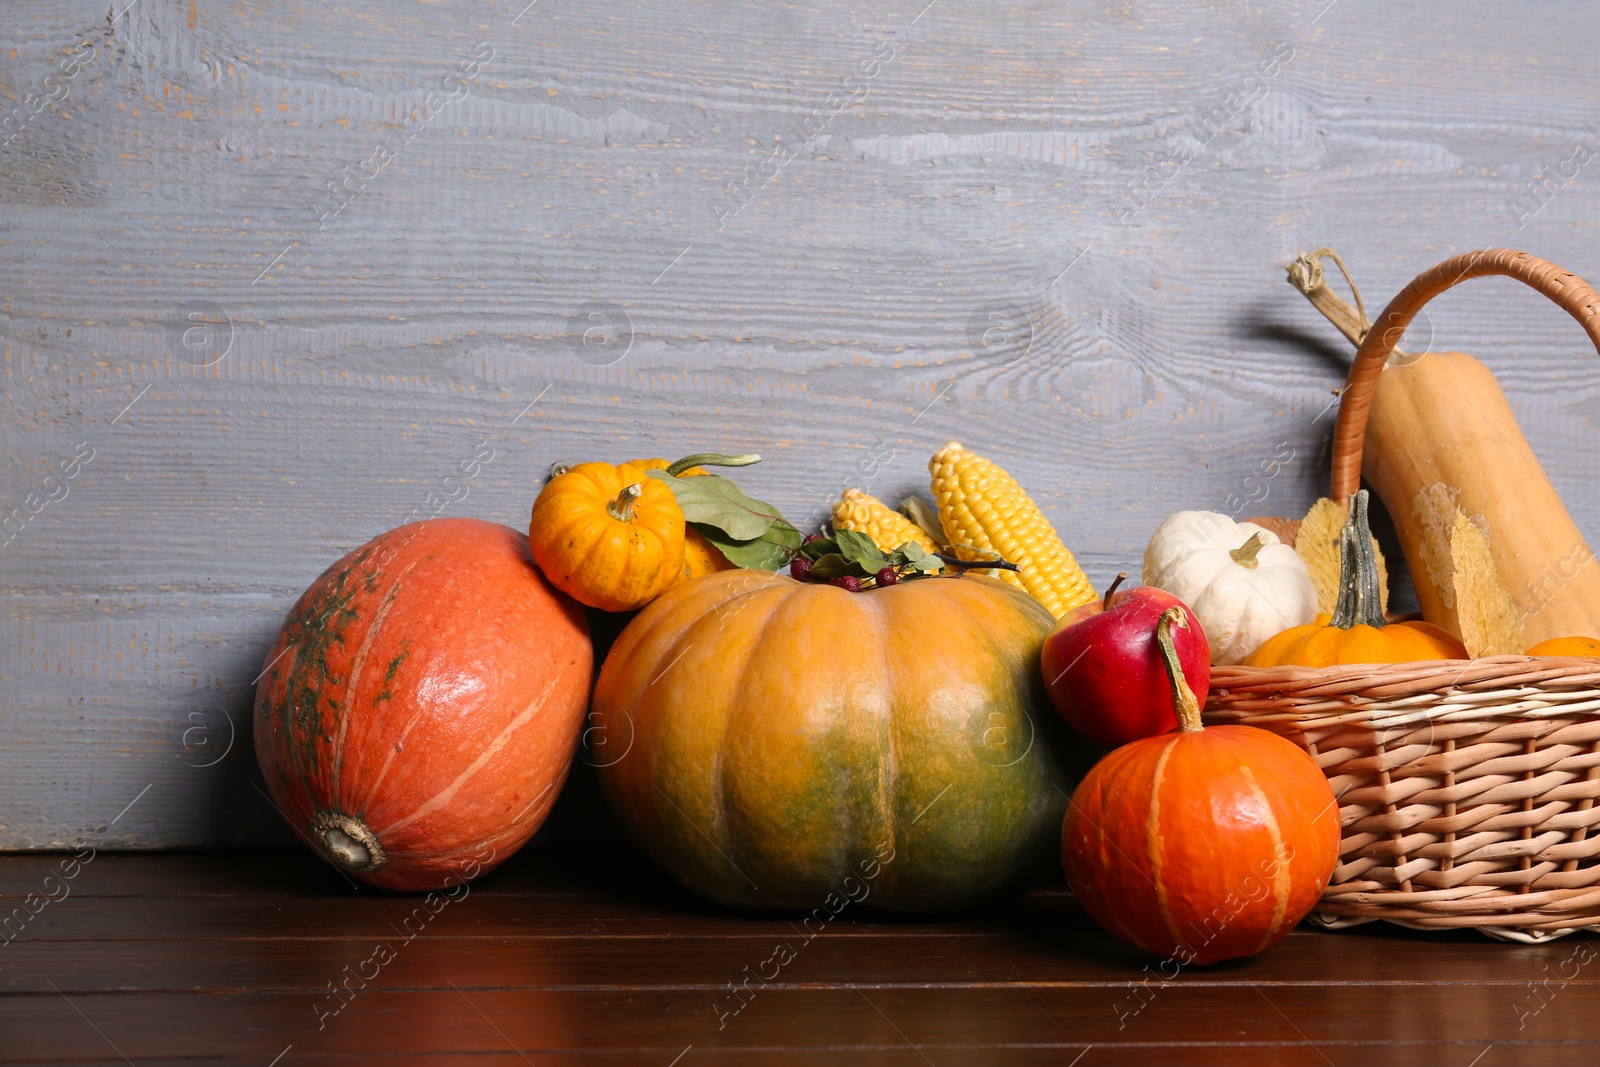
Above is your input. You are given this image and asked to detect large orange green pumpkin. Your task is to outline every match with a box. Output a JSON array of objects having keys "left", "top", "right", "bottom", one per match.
[
  {"left": 254, "top": 519, "right": 592, "bottom": 891},
  {"left": 592, "top": 568, "right": 1080, "bottom": 911},
  {"left": 1063, "top": 608, "right": 1341, "bottom": 964}
]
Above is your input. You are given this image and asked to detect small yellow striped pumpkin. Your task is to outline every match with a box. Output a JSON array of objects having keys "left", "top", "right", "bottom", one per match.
[{"left": 627, "top": 458, "right": 736, "bottom": 586}]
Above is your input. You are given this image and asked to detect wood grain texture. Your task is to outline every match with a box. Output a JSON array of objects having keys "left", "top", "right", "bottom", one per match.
[
  {"left": 5, "top": 846, "right": 1599, "bottom": 1063},
  {"left": 5, "top": 0, "right": 1600, "bottom": 845}
]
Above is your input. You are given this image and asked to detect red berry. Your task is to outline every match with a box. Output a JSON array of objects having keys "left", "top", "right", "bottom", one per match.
[
  {"left": 876, "top": 567, "right": 899, "bottom": 587},
  {"left": 803, "top": 533, "right": 825, "bottom": 544},
  {"left": 831, "top": 575, "right": 862, "bottom": 592},
  {"left": 789, "top": 557, "right": 813, "bottom": 581}
]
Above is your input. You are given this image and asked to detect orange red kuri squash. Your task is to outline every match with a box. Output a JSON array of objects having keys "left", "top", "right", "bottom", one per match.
[
  {"left": 254, "top": 519, "right": 592, "bottom": 891},
  {"left": 1062, "top": 608, "right": 1341, "bottom": 965}
]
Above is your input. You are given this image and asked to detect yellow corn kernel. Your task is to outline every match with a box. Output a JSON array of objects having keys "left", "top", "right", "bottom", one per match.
[
  {"left": 832, "top": 488, "right": 943, "bottom": 558},
  {"left": 928, "top": 441, "right": 1095, "bottom": 619}
]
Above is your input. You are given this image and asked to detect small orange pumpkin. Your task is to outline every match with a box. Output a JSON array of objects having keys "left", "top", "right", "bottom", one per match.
[
  {"left": 1063, "top": 607, "right": 1341, "bottom": 965},
  {"left": 626, "top": 457, "right": 738, "bottom": 585},
  {"left": 529, "top": 461, "right": 686, "bottom": 612},
  {"left": 1245, "top": 491, "right": 1467, "bottom": 667},
  {"left": 1527, "top": 636, "right": 1600, "bottom": 658}
]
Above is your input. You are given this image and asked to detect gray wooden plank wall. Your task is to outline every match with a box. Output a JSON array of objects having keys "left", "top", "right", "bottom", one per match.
[{"left": 4, "top": 0, "right": 1600, "bottom": 848}]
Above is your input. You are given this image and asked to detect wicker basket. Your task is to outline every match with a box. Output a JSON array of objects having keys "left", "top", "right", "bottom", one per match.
[{"left": 1205, "top": 249, "right": 1600, "bottom": 943}]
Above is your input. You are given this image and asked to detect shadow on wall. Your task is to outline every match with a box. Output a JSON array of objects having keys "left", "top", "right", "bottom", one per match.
[
  {"left": 196, "top": 633, "right": 300, "bottom": 850},
  {"left": 1237, "top": 308, "right": 1420, "bottom": 616}
]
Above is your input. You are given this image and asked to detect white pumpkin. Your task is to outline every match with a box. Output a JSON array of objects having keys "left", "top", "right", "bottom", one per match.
[{"left": 1143, "top": 511, "right": 1319, "bottom": 665}]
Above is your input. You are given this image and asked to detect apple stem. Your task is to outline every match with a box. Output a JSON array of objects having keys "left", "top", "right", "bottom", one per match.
[
  {"left": 1102, "top": 572, "right": 1128, "bottom": 613},
  {"left": 1156, "top": 607, "right": 1204, "bottom": 733}
]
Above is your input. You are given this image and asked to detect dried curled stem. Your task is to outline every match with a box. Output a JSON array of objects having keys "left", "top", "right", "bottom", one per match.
[{"left": 1287, "top": 247, "right": 1410, "bottom": 362}]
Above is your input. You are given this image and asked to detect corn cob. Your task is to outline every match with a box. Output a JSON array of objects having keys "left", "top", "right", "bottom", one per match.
[
  {"left": 928, "top": 441, "right": 1095, "bottom": 619},
  {"left": 832, "top": 488, "right": 942, "bottom": 558}
]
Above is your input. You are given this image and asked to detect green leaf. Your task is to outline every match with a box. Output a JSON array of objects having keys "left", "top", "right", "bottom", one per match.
[
  {"left": 805, "top": 552, "right": 860, "bottom": 580},
  {"left": 888, "top": 541, "right": 942, "bottom": 574},
  {"left": 761, "top": 520, "right": 805, "bottom": 557},
  {"left": 800, "top": 535, "right": 837, "bottom": 561},
  {"left": 897, "top": 496, "right": 947, "bottom": 549},
  {"left": 647, "top": 470, "right": 788, "bottom": 541},
  {"left": 833, "top": 529, "right": 888, "bottom": 570},
  {"left": 705, "top": 536, "right": 787, "bottom": 571},
  {"left": 894, "top": 541, "right": 928, "bottom": 563},
  {"left": 692, "top": 521, "right": 802, "bottom": 572}
]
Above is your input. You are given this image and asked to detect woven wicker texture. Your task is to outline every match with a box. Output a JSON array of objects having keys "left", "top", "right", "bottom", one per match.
[
  {"left": 1211, "top": 250, "right": 1600, "bottom": 942},
  {"left": 1208, "top": 658, "right": 1600, "bottom": 942}
]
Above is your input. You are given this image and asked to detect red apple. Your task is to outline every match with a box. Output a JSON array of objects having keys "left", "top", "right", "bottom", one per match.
[{"left": 1040, "top": 574, "right": 1210, "bottom": 749}]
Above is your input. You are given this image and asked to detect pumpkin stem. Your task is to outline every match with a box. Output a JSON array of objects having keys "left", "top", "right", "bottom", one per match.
[
  {"left": 1330, "top": 489, "right": 1387, "bottom": 630},
  {"left": 608, "top": 483, "right": 644, "bottom": 522},
  {"left": 311, "top": 812, "right": 387, "bottom": 872},
  {"left": 1287, "top": 247, "right": 1412, "bottom": 363},
  {"left": 1155, "top": 606, "right": 1204, "bottom": 733},
  {"left": 666, "top": 452, "right": 762, "bottom": 477},
  {"left": 1103, "top": 572, "right": 1128, "bottom": 613},
  {"left": 1229, "top": 533, "right": 1267, "bottom": 569}
]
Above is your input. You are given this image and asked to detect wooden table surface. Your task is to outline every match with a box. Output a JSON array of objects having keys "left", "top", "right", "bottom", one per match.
[{"left": 4, "top": 836, "right": 1596, "bottom": 1066}]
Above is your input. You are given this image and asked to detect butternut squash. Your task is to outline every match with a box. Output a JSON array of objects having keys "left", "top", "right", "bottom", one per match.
[
  {"left": 1393, "top": 481, "right": 1526, "bottom": 656},
  {"left": 1288, "top": 248, "right": 1600, "bottom": 646}
]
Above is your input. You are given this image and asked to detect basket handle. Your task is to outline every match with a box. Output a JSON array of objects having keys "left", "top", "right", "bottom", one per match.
[{"left": 1331, "top": 248, "right": 1600, "bottom": 504}]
